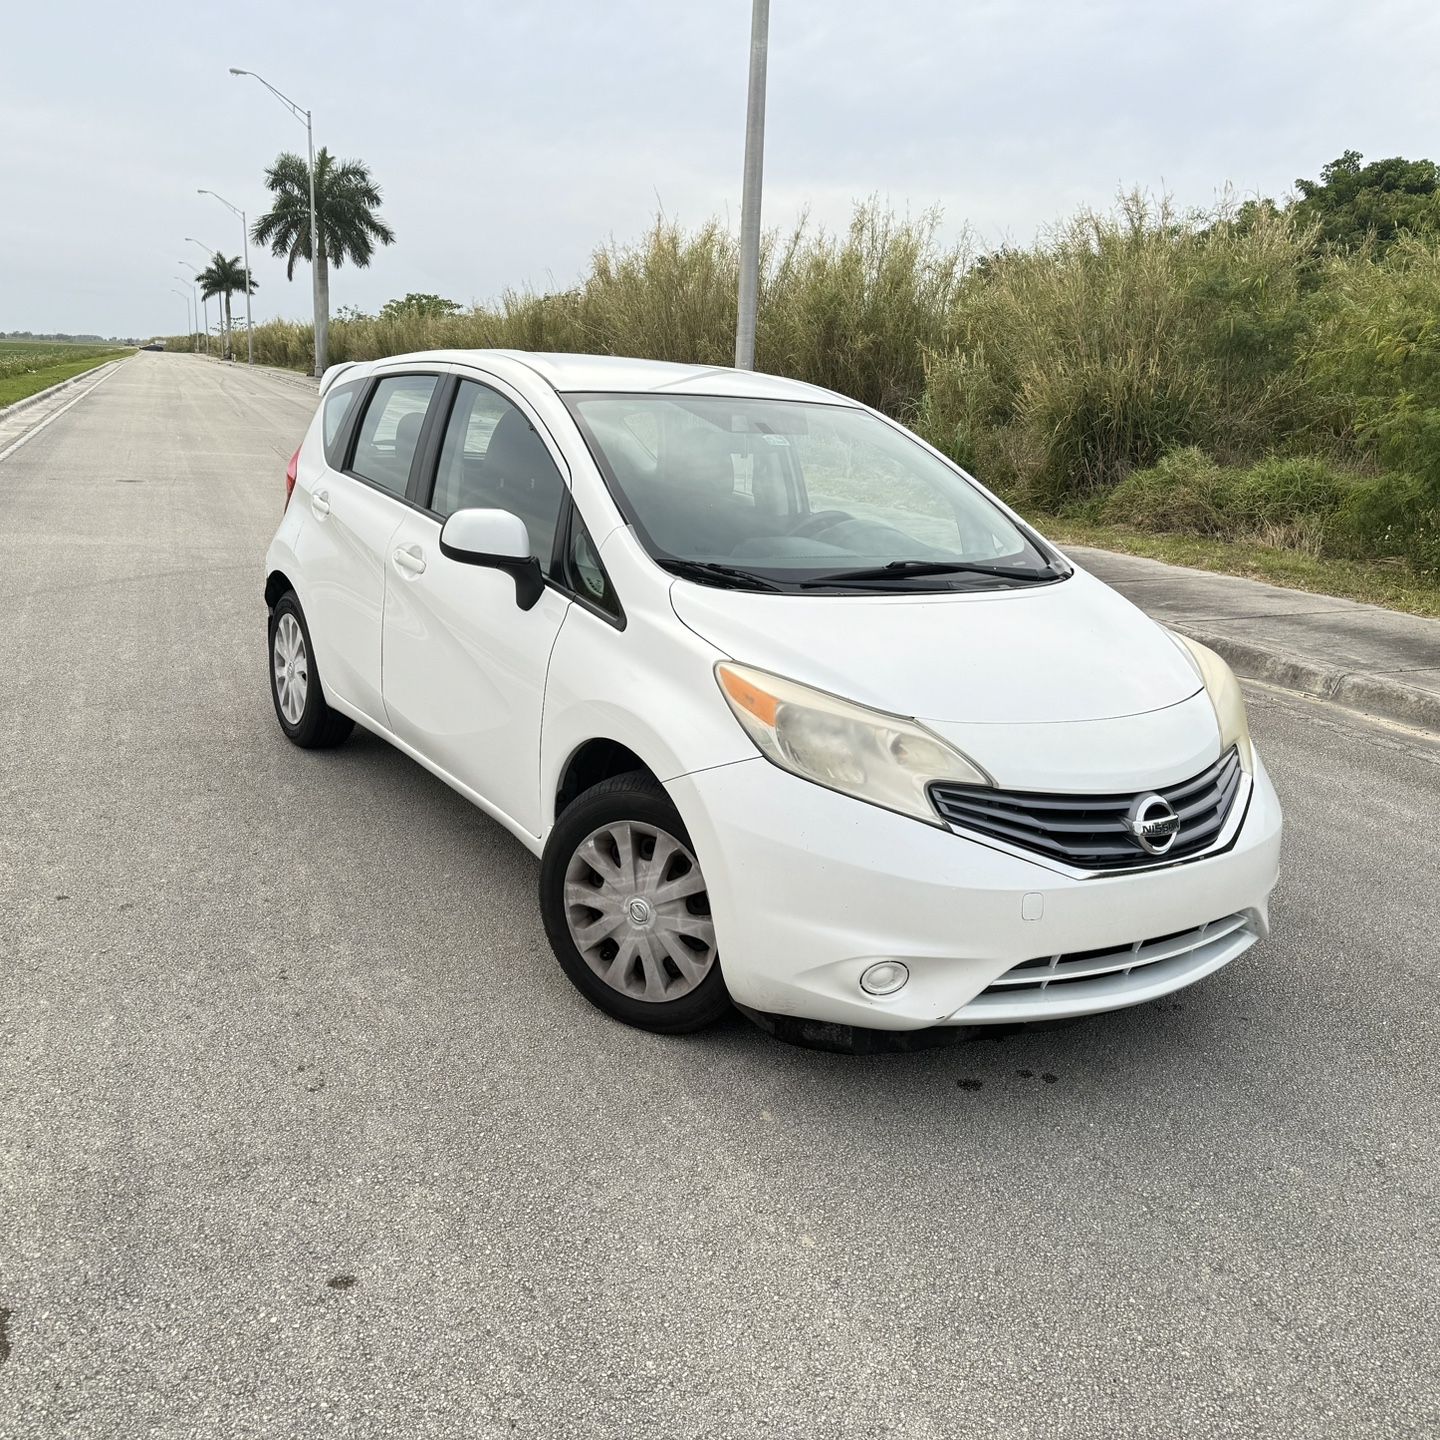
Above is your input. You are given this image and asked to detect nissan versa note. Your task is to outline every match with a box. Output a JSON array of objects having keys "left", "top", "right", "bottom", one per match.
[{"left": 264, "top": 351, "right": 1282, "bottom": 1035}]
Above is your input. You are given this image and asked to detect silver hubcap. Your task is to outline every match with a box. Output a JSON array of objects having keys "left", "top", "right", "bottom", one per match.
[
  {"left": 564, "top": 821, "right": 716, "bottom": 1002},
  {"left": 273, "top": 612, "right": 309, "bottom": 725}
]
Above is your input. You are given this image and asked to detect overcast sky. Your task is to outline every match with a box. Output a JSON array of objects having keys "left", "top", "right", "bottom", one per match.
[{"left": 3, "top": 0, "right": 1438, "bottom": 337}]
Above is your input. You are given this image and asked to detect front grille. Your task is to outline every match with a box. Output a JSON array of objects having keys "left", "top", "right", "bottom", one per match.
[{"left": 928, "top": 747, "right": 1243, "bottom": 871}]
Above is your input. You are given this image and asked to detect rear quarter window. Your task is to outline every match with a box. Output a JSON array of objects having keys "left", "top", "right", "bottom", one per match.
[{"left": 322, "top": 378, "right": 367, "bottom": 468}]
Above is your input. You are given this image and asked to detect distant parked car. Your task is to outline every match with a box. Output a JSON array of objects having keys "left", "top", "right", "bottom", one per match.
[
  {"left": 141, "top": 341, "right": 164, "bottom": 351},
  {"left": 263, "top": 352, "right": 1282, "bottom": 1037}
]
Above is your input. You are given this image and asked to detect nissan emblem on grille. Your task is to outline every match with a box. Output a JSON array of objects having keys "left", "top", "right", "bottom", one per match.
[{"left": 1126, "top": 794, "right": 1181, "bottom": 855}]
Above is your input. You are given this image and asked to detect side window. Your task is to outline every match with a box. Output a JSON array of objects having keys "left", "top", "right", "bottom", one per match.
[
  {"left": 432, "top": 379, "right": 566, "bottom": 563},
  {"left": 566, "top": 514, "right": 621, "bottom": 620},
  {"left": 321, "top": 377, "right": 366, "bottom": 468},
  {"left": 349, "top": 375, "right": 438, "bottom": 497}
]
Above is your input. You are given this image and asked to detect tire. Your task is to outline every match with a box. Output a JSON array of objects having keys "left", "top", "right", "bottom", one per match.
[
  {"left": 268, "top": 591, "right": 354, "bottom": 750},
  {"left": 540, "top": 772, "right": 731, "bottom": 1033}
]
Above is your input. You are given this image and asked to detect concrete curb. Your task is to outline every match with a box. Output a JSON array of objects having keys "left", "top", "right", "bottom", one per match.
[
  {"left": 0, "top": 356, "right": 130, "bottom": 421},
  {"left": 1168, "top": 621, "right": 1440, "bottom": 735}
]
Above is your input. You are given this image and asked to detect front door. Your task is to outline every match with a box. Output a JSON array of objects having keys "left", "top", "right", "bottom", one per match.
[{"left": 381, "top": 378, "right": 571, "bottom": 838}]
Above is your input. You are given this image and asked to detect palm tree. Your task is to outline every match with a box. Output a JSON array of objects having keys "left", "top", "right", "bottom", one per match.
[
  {"left": 196, "top": 254, "right": 257, "bottom": 361},
  {"left": 251, "top": 148, "right": 396, "bottom": 372}
]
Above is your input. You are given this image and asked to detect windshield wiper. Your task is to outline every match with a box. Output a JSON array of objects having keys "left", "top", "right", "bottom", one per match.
[
  {"left": 657, "top": 559, "right": 783, "bottom": 592},
  {"left": 799, "top": 559, "right": 1060, "bottom": 588}
]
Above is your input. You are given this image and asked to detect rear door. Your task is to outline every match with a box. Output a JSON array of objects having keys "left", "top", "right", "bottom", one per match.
[
  {"left": 293, "top": 372, "right": 441, "bottom": 724},
  {"left": 381, "top": 374, "right": 572, "bottom": 837}
]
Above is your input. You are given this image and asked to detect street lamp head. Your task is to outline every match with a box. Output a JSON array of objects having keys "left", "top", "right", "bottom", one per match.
[{"left": 228, "top": 67, "right": 247, "bottom": 76}]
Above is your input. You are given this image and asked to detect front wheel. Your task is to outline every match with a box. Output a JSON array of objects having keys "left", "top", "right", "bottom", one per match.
[{"left": 540, "top": 773, "right": 731, "bottom": 1033}]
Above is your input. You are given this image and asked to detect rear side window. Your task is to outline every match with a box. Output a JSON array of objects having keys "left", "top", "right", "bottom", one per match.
[
  {"left": 350, "top": 375, "right": 438, "bottom": 497},
  {"left": 321, "top": 378, "right": 366, "bottom": 468}
]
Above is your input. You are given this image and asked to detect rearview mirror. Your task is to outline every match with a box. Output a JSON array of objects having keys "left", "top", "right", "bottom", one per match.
[{"left": 438, "top": 508, "right": 544, "bottom": 610}]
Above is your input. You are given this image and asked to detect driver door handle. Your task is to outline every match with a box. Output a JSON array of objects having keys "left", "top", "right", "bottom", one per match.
[{"left": 393, "top": 543, "right": 426, "bottom": 577}]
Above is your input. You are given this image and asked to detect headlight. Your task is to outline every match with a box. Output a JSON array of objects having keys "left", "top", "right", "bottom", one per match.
[
  {"left": 715, "top": 663, "right": 991, "bottom": 824},
  {"left": 1169, "top": 633, "right": 1254, "bottom": 773}
]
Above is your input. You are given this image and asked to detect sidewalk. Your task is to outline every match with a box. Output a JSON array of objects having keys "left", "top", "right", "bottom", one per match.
[
  {"left": 1068, "top": 546, "right": 1440, "bottom": 733},
  {"left": 188, "top": 352, "right": 319, "bottom": 393}
]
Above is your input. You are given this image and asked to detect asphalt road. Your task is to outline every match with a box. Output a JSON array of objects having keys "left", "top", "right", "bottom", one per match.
[{"left": 2, "top": 353, "right": 1438, "bottom": 1439}]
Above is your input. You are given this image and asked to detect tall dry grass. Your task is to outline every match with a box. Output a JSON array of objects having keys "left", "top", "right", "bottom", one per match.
[
  {"left": 173, "top": 203, "right": 962, "bottom": 417},
  {"left": 917, "top": 194, "right": 1320, "bottom": 504},
  {"left": 155, "top": 193, "right": 1440, "bottom": 570}
]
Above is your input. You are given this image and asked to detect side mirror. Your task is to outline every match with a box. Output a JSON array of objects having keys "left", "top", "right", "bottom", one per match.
[{"left": 438, "top": 508, "right": 545, "bottom": 610}]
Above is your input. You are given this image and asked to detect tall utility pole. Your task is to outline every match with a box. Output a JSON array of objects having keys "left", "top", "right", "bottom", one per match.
[
  {"left": 171, "top": 288, "right": 193, "bottom": 345},
  {"left": 175, "top": 275, "right": 199, "bottom": 352},
  {"left": 230, "top": 69, "right": 324, "bottom": 377},
  {"left": 197, "top": 190, "right": 254, "bottom": 364},
  {"left": 185, "top": 239, "right": 216, "bottom": 355},
  {"left": 734, "top": 0, "right": 770, "bottom": 371},
  {"left": 178, "top": 261, "right": 209, "bottom": 355}
]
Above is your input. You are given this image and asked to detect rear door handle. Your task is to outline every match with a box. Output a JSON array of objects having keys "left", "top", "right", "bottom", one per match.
[
  {"left": 311, "top": 489, "right": 331, "bottom": 518},
  {"left": 392, "top": 544, "right": 426, "bottom": 577}
]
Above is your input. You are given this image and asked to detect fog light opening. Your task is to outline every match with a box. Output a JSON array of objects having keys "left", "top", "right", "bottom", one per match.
[{"left": 859, "top": 961, "right": 910, "bottom": 997}]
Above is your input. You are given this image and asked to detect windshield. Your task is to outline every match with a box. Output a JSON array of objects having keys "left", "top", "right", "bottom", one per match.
[{"left": 567, "top": 393, "right": 1063, "bottom": 593}]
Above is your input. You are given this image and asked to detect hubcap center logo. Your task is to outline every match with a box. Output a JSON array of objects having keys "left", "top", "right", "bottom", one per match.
[{"left": 626, "top": 896, "right": 654, "bottom": 927}]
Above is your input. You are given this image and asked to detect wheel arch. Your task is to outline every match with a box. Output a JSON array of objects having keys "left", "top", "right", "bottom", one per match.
[
  {"left": 552, "top": 738, "right": 659, "bottom": 826},
  {"left": 264, "top": 568, "right": 295, "bottom": 610}
]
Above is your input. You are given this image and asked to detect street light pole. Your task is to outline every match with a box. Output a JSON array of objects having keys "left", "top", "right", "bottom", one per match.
[
  {"left": 735, "top": 0, "right": 770, "bottom": 371},
  {"left": 176, "top": 274, "right": 199, "bottom": 353},
  {"left": 197, "top": 190, "right": 253, "bottom": 365},
  {"left": 185, "top": 239, "right": 217, "bottom": 356},
  {"left": 179, "top": 261, "right": 210, "bottom": 357},
  {"left": 230, "top": 69, "right": 324, "bottom": 378},
  {"left": 171, "top": 287, "right": 193, "bottom": 347}
]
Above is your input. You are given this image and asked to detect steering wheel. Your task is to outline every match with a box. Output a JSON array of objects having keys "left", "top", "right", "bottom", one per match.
[{"left": 786, "top": 509, "right": 854, "bottom": 539}]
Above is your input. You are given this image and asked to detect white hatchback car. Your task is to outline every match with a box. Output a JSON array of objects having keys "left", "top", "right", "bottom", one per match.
[{"left": 265, "top": 351, "right": 1282, "bottom": 1037}]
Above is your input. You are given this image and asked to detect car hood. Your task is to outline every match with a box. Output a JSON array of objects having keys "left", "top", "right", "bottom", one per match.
[{"left": 668, "top": 568, "right": 1202, "bottom": 725}]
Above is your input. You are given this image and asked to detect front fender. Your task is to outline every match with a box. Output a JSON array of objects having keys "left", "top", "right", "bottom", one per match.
[{"left": 538, "top": 599, "right": 754, "bottom": 838}]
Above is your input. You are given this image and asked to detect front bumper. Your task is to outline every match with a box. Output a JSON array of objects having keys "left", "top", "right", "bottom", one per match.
[{"left": 666, "top": 752, "right": 1282, "bottom": 1031}]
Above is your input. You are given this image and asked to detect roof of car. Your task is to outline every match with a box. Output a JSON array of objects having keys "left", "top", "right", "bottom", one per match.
[{"left": 359, "top": 350, "right": 853, "bottom": 404}]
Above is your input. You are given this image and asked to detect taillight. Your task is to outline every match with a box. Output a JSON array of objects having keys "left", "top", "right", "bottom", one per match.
[{"left": 284, "top": 446, "right": 301, "bottom": 510}]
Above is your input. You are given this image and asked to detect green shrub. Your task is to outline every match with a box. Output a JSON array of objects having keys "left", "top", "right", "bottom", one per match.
[
  {"left": 1099, "top": 448, "right": 1229, "bottom": 533},
  {"left": 1334, "top": 472, "right": 1440, "bottom": 571},
  {"left": 1101, "top": 450, "right": 1371, "bottom": 553}
]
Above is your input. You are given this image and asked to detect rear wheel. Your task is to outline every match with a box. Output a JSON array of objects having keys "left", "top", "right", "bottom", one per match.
[
  {"left": 540, "top": 773, "right": 730, "bottom": 1033},
  {"left": 268, "top": 591, "right": 354, "bottom": 749}
]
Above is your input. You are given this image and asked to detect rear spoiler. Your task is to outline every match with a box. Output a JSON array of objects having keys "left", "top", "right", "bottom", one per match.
[{"left": 318, "top": 361, "right": 362, "bottom": 398}]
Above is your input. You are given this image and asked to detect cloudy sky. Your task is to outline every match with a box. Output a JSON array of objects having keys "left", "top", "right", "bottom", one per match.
[{"left": 3, "top": 0, "right": 1438, "bottom": 337}]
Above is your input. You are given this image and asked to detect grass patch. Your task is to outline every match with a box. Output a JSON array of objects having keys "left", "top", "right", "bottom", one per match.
[
  {"left": 1034, "top": 514, "right": 1440, "bottom": 618},
  {"left": 0, "top": 348, "right": 130, "bottom": 408}
]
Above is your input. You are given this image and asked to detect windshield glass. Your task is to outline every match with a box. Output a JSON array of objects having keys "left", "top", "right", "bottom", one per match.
[{"left": 567, "top": 394, "right": 1062, "bottom": 593}]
